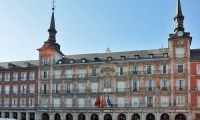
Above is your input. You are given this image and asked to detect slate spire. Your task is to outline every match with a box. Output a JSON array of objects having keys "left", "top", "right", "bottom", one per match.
[
  {"left": 174, "top": 0, "right": 184, "bottom": 32},
  {"left": 48, "top": 8, "right": 57, "bottom": 42}
]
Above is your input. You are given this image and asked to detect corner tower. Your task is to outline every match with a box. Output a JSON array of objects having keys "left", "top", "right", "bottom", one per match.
[{"left": 37, "top": 7, "right": 64, "bottom": 66}]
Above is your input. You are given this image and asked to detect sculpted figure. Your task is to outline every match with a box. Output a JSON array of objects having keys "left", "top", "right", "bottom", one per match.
[{"left": 86, "top": 80, "right": 91, "bottom": 92}]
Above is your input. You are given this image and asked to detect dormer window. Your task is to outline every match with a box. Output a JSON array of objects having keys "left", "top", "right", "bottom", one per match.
[
  {"left": 107, "top": 57, "right": 112, "bottom": 61},
  {"left": 149, "top": 54, "right": 154, "bottom": 59},
  {"left": 121, "top": 56, "right": 126, "bottom": 60},
  {"left": 94, "top": 57, "right": 100, "bottom": 62},
  {"left": 58, "top": 60, "right": 62, "bottom": 64},
  {"left": 81, "top": 58, "right": 87, "bottom": 63},
  {"left": 163, "top": 53, "right": 168, "bottom": 58},
  {"left": 70, "top": 59, "right": 74, "bottom": 64},
  {"left": 135, "top": 55, "right": 139, "bottom": 59}
]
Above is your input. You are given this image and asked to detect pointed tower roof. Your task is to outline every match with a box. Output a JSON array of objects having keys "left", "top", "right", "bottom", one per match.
[
  {"left": 175, "top": 0, "right": 183, "bottom": 17},
  {"left": 174, "top": 0, "right": 184, "bottom": 32},
  {"left": 47, "top": 8, "right": 57, "bottom": 42}
]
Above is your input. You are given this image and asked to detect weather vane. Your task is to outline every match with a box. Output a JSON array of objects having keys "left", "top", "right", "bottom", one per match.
[{"left": 52, "top": 0, "right": 56, "bottom": 10}]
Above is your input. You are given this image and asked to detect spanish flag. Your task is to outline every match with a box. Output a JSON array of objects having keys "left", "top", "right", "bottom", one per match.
[{"left": 100, "top": 95, "right": 103, "bottom": 107}]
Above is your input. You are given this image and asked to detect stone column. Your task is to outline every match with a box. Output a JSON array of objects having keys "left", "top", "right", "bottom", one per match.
[
  {"left": 141, "top": 112, "right": 143, "bottom": 120},
  {"left": 18, "top": 112, "right": 21, "bottom": 120},
  {"left": 1, "top": 112, "right": 5, "bottom": 118},
  {"left": 26, "top": 112, "right": 29, "bottom": 120},
  {"left": 127, "top": 112, "right": 129, "bottom": 120},
  {"left": 35, "top": 112, "right": 38, "bottom": 120},
  {"left": 9, "top": 112, "right": 13, "bottom": 118}
]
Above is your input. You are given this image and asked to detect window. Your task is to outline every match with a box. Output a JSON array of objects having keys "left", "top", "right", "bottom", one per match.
[
  {"left": 197, "top": 80, "right": 200, "bottom": 91},
  {"left": 13, "top": 85, "right": 18, "bottom": 94},
  {"left": 29, "top": 84, "right": 35, "bottom": 94},
  {"left": 42, "top": 98, "right": 48, "bottom": 107},
  {"left": 5, "top": 85, "right": 10, "bottom": 94},
  {"left": 107, "top": 57, "right": 112, "bottom": 61},
  {"left": 161, "top": 96, "right": 169, "bottom": 107},
  {"left": 42, "top": 71, "right": 48, "bottom": 79},
  {"left": 163, "top": 53, "right": 168, "bottom": 58},
  {"left": 54, "top": 98, "right": 60, "bottom": 107},
  {"left": 132, "top": 97, "right": 139, "bottom": 107},
  {"left": 81, "top": 59, "right": 86, "bottom": 63},
  {"left": 66, "top": 69, "right": 73, "bottom": 78},
  {"left": 70, "top": 59, "right": 74, "bottom": 63},
  {"left": 55, "top": 84, "right": 60, "bottom": 93},
  {"left": 92, "top": 69, "right": 97, "bottom": 77},
  {"left": 4, "top": 98, "right": 9, "bottom": 107},
  {"left": 177, "top": 65, "right": 184, "bottom": 73},
  {"left": 161, "top": 80, "right": 168, "bottom": 90},
  {"left": 117, "top": 82, "right": 125, "bottom": 92},
  {"left": 78, "top": 83, "right": 85, "bottom": 93},
  {"left": 197, "top": 65, "right": 200, "bottom": 74},
  {"left": 54, "top": 70, "right": 61, "bottom": 79},
  {"left": 119, "top": 67, "right": 124, "bottom": 76},
  {"left": 67, "top": 84, "right": 71, "bottom": 93},
  {"left": 78, "top": 69, "right": 86, "bottom": 78},
  {"left": 20, "top": 98, "right": 26, "bottom": 107},
  {"left": 66, "top": 98, "right": 72, "bottom": 107},
  {"left": 91, "top": 98, "right": 96, "bottom": 107},
  {"left": 0, "top": 85, "right": 1, "bottom": 94},
  {"left": 149, "top": 54, "right": 154, "bottom": 59},
  {"left": 78, "top": 98, "right": 85, "bottom": 107},
  {"left": 42, "top": 84, "right": 48, "bottom": 93},
  {"left": 121, "top": 56, "right": 126, "bottom": 60},
  {"left": 12, "top": 98, "right": 17, "bottom": 107},
  {"left": 132, "top": 81, "right": 139, "bottom": 91},
  {"left": 161, "top": 65, "right": 168, "bottom": 74},
  {"left": 118, "top": 97, "right": 125, "bottom": 107},
  {"left": 176, "top": 48, "right": 184, "bottom": 58},
  {"left": 176, "top": 96, "right": 185, "bottom": 106},
  {"left": 135, "top": 55, "right": 139, "bottom": 59},
  {"left": 43, "top": 58, "right": 49, "bottom": 65},
  {"left": 132, "top": 66, "right": 138, "bottom": 74},
  {"left": 21, "top": 72, "right": 27, "bottom": 80},
  {"left": 29, "top": 72, "right": 35, "bottom": 80},
  {"left": 4, "top": 73, "right": 10, "bottom": 81},
  {"left": 147, "top": 81, "right": 153, "bottom": 91},
  {"left": 29, "top": 98, "right": 34, "bottom": 107},
  {"left": 147, "top": 97, "right": 153, "bottom": 107},
  {"left": 177, "top": 80, "right": 184, "bottom": 90},
  {"left": 21, "top": 85, "right": 26, "bottom": 94},
  {"left": 198, "top": 96, "right": 200, "bottom": 107},
  {"left": 91, "top": 83, "right": 98, "bottom": 93},
  {"left": 13, "top": 73, "right": 18, "bottom": 81},
  {"left": 0, "top": 73, "right": 2, "bottom": 81},
  {"left": 146, "top": 66, "right": 153, "bottom": 74}
]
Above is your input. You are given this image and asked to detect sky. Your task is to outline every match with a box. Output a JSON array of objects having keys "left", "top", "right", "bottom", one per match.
[{"left": 0, "top": 0, "right": 199, "bottom": 62}]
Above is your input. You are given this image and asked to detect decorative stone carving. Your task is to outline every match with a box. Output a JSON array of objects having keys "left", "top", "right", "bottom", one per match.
[
  {"left": 100, "top": 67, "right": 115, "bottom": 73},
  {"left": 103, "top": 73, "right": 112, "bottom": 88}
]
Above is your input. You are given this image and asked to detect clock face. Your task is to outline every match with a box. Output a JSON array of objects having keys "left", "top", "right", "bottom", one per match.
[{"left": 177, "top": 31, "right": 184, "bottom": 36}]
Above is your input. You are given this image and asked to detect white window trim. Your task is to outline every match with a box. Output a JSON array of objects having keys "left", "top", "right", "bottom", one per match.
[
  {"left": 160, "top": 96, "right": 169, "bottom": 107},
  {"left": 43, "top": 58, "right": 49, "bottom": 65},
  {"left": 4, "top": 73, "right": 10, "bottom": 81},
  {"left": 197, "top": 64, "right": 200, "bottom": 75},
  {"left": 197, "top": 96, "right": 200, "bottom": 107},
  {"left": 176, "top": 79, "right": 185, "bottom": 90},
  {"left": 21, "top": 72, "right": 27, "bottom": 80},
  {"left": 146, "top": 65, "right": 154, "bottom": 74},
  {"left": 29, "top": 84, "right": 35, "bottom": 94},
  {"left": 132, "top": 66, "right": 139, "bottom": 75},
  {"left": 66, "top": 69, "right": 73, "bottom": 78},
  {"left": 0, "top": 73, "right": 2, "bottom": 81},
  {"left": 161, "top": 80, "right": 168, "bottom": 90},
  {"left": 21, "top": 85, "right": 26, "bottom": 94},
  {"left": 176, "top": 64, "right": 184, "bottom": 73},
  {"left": 29, "top": 72, "right": 35, "bottom": 80},
  {"left": 119, "top": 67, "right": 125, "bottom": 76},
  {"left": 146, "top": 80, "right": 154, "bottom": 91},
  {"left": 4, "top": 98, "right": 9, "bottom": 107},
  {"left": 13, "top": 85, "right": 18, "bottom": 94},
  {"left": 29, "top": 98, "right": 35, "bottom": 107},
  {"left": 20, "top": 98, "right": 26, "bottom": 107},
  {"left": 12, "top": 98, "right": 18, "bottom": 107},
  {"left": 13, "top": 72, "right": 18, "bottom": 81},
  {"left": 175, "top": 47, "right": 184, "bottom": 58},
  {"left": 5, "top": 85, "right": 10, "bottom": 94},
  {"left": 176, "top": 96, "right": 185, "bottom": 106},
  {"left": 42, "top": 71, "right": 48, "bottom": 79},
  {"left": 91, "top": 68, "right": 98, "bottom": 77}
]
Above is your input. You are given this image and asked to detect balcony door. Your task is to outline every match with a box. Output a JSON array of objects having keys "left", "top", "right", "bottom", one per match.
[{"left": 147, "top": 97, "right": 153, "bottom": 107}]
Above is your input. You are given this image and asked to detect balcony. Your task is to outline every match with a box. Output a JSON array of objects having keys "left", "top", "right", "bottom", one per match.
[
  {"left": 174, "top": 86, "right": 186, "bottom": 91},
  {"left": 20, "top": 76, "right": 27, "bottom": 81},
  {"left": 175, "top": 54, "right": 185, "bottom": 58},
  {"left": 41, "top": 75, "right": 50, "bottom": 80},
  {"left": 29, "top": 77, "right": 35, "bottom": 80},
  {"left": 176, "top": 69, "right": 186, "bottom": 74},
  {"left": 12, "top": 77, "right": 18, "bottom": 81},
  {"left": 41, "top": 62, "right": 50, "bottom": 66},
  {"left": 4, "top": 78, "right": 10, "bottom": 82},
  {"left": 116, "top": 72, "right": 127, "bottom": 76}
]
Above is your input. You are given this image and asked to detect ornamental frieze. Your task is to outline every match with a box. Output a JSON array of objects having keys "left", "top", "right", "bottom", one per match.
[{"left": 100, "top": 67, "right": 115, "bottom": 73}]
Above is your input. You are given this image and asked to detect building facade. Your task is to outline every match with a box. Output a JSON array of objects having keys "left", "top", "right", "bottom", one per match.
[
  {"left": 0, "top": 61, "right": 38, "bottom": 120},
  {"left": 36, "top": 0, "right": 197, "bottom": 120},
  {"left": 0, "top": 0, "right": 200, "bottom": 120}
]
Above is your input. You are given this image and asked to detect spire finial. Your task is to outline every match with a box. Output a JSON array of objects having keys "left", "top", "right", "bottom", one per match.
[
  {"left": 52, "top": 0, "right": 56, "bottom": 10},
  {"left": 47, "top": 0, "right": 57, "bottom": 42},
  {"left": 174, "top": 0, "right": 184, "bottom": 32}
]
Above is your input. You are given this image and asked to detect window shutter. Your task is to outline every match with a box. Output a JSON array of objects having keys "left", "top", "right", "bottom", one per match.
[
  {"left": 137, "top": 81, "right": 139, "bottom": 90},
  {"left": 183, "top": 80, "right": 185, "bottom": 90},
  {"left": 160, "top": 65, "right": 163, "bottom": 74},
  {"left": 166, "top": 65, "right": 168, "bottom": 74},
  {"left": 151, "top": 66, "right": 154, "bottom": 74},
  {"left": 197, "top": 97, "right": 200, "bottom": 107},
  {"left": 197, "top": 65, "right": 200, "bottom": 74},
  {"left": 197, "top": 80, "right": 200, "bottom": 90},
  {"left": 176, "top": 80, "right": 179, "bottom": 90},
  {"left": 131, "top": 81, "right": 133, "bottom": 91}
]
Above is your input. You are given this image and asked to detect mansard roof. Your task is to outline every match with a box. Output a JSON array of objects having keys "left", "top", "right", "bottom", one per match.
[
  {"left": 190, "top": 49, "right": 200, "bottom": 61},
  {"left": 0, "top": 60, "right": 38, "bottom": 70},
  {"left": 63, "top": 48, "right": 169, "bottom": 64}
]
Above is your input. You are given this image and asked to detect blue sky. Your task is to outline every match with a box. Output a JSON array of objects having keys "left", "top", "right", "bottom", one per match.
[{"left": 0, "top": 0, "right": 199, "bottom": 62}]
